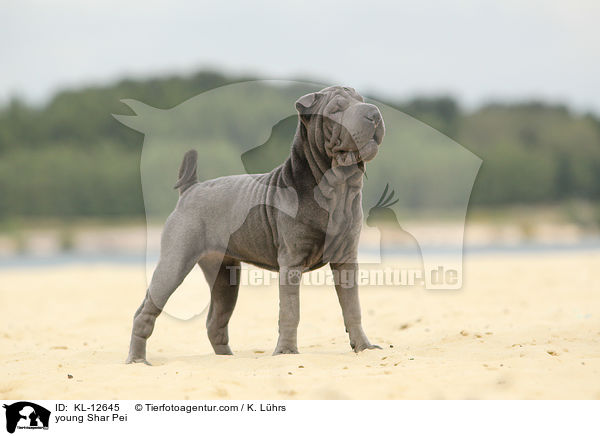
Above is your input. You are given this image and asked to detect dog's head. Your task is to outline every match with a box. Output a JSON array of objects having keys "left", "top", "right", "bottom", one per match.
[{"left": 295, "top": 86, "right": 385, "bottom": 169}]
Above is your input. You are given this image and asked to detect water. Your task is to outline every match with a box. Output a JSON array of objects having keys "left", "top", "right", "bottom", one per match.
[{"left": 2, "top": 237, "right": 600, "bottom": 269}]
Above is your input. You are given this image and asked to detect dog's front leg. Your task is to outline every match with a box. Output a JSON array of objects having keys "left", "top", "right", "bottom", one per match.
[
  {"left": 330, "top": 262, "right": 381, "bottom": 352},
  {"left": 273, "top": 266, "right": 301, "bottom": 355}
]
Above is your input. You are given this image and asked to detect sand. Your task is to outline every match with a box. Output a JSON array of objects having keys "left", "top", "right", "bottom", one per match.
[{"left": 1, "top": 252, "right": 599, "bottom": 400}]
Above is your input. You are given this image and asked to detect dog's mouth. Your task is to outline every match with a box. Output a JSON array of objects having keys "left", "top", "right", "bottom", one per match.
[{"left": 334, "top": 130, "right": 382, "bottom": 168}]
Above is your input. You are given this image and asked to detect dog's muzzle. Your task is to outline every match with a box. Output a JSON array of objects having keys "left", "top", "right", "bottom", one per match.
[{"left": 344, "top": 103, "right": 385, "bottom": 164}]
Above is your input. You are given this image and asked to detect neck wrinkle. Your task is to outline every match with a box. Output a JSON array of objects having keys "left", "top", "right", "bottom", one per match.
[
  {"left": 289, "top": 121, "right": 327, "bottom": 186},
  {"left": 288, "top": 119, "right": 364, "bottom": 198}
]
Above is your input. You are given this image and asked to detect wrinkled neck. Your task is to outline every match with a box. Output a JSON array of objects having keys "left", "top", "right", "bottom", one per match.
[
  {"left": 294, "top": 120, "right": 364, "bottom": 223},
  {"left": 290, "top": 120, "right": 330, "bottom": 185},
  {"left": 290, "top": 120, "right": 364, "bottom": 190}
]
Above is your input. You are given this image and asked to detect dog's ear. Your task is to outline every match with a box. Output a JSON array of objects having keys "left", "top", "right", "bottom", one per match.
[{"left": 295, "top": 92, "right": 323, "bottom": 116}]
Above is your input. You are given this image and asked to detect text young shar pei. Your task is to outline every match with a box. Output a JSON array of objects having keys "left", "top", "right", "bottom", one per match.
[{"left": 127, "top": 85, "right": 385, "bottom": 364}]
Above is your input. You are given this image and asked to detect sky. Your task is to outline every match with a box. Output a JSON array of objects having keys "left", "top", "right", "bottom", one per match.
[{"left": 2, "top": 0, "right": 599, "bottom": 112}]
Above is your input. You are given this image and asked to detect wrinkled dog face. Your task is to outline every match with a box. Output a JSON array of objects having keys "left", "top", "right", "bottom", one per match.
[{"left": 296, "top": 86, "right": 385, "bottom": 168}]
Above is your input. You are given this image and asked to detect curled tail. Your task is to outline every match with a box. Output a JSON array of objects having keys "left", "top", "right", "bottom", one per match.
[{"left": 173, "top": 149, "right": 198, "bottom": 195}]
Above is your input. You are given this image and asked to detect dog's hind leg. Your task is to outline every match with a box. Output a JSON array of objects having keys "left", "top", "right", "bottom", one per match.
[
  {"left": 199, "top": 256, "right": 240, "bottom": 355},
  {"left": 126, "top": 219, "right": 199, "bottom": 365}
]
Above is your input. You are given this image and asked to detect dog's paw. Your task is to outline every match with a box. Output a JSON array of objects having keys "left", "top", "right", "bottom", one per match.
[
  {"left": 351, "top": 342, "right": 382, "bottom": 353},
  {"left": 213, "top": 345, "right": 234, "bottom": 355},
  {"left": 125, "top": 356, "right": 152, "bottom": 365},
  {"left": 272, "top": 346, "right": 299, "bottom": 355}
]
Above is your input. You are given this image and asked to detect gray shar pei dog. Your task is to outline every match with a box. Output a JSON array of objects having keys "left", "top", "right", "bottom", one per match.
[{"left": 127, "top": 85, "right": 385, "bottom": 364}]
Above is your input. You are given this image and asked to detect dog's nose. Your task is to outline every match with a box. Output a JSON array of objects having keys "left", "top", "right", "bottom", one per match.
[{"left": 364, "top": 108, "right": 382, "bottom": 125}]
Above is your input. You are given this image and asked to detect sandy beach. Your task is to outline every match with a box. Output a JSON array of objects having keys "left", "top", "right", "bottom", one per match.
[{"left": 1, "top": 252, "right": 599, "bottom": 400}]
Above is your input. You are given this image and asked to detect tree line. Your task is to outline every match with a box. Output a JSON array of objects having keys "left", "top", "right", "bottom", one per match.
[{"left": 0, "top": 70, "right": 599, "bottom": 220}]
